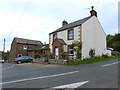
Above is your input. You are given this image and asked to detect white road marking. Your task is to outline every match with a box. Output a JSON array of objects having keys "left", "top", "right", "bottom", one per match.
[
  {"left": 0, "top": 71, "right": 79, "bottom": 85},
  {"left": 1, "top": 65, "right": 14, "bottom": 70},
  {"left": 101, "top": 61, "right": 120, "bottom": 67},
  {"left": 52, "top": 81, "right": 89, "bottom": 88}
]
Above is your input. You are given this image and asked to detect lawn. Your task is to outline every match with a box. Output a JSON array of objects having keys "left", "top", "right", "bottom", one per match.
[{"left": 67, "top": 56, "right": 120, "bottom": 65}]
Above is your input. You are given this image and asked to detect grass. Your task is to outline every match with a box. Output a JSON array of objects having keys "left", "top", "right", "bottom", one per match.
[{"left": 67, "top": 56, "right": 120, "bottom": 66}]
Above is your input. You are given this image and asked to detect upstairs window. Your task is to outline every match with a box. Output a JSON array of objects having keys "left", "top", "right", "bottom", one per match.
[
  {"left": 68, "top": 29, "right": 74, "bottom": 40},
  {"left": 68, "top": 45, "right": 74, "bottom": 55},
  {"left": 23, "top": 45, "right": 27, "bottom": 50},
  {"left": 53, "top": 33, "right": 57, "bottom": 40}
]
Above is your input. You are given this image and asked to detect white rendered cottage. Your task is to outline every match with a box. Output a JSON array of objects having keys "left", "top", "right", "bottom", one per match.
[{"left": 49, "top": 6, "right": 111, "bottom": 60}]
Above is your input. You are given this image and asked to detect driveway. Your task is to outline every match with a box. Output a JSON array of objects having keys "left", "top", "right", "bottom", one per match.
[{"left": 1, "top": 59, "right": 120, "bottom": 89}]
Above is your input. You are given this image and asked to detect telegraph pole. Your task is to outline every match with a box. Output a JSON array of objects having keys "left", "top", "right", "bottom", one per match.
[{"left": 2, "top": 38, "right": 5, "bottom": 60}]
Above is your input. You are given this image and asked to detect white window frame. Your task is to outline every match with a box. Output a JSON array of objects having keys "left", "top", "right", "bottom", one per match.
[
  {"left": 18, "top": 54, "right": 22, "bottom": 58},
  {"left": 68, "top": 46, "right": 74, "bottom": 55},
  {"left": 23, "top": 45, "right": 27, "bottom": 50}
]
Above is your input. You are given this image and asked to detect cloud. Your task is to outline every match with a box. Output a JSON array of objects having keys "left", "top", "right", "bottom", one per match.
[{"left": 0, "top": 0, "right": 119, "bottom": 52}]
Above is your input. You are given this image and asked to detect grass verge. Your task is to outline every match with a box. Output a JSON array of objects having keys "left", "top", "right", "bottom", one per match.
[{"left": 67, "top": 56, "right": 120, "bottom": 66}]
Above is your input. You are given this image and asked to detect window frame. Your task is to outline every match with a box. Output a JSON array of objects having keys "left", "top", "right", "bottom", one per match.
[
  {"left": 23, "top": 45, "right": 27, "bottom": 50},
  {"left": 67, "top": 29, "right": 74, "bottom": 40},
  {"left": 18, "top": 54, "right": 22, "bottom": 58},
  {"left": 68, "top": 45, "right": 74, "bottom": 56},
  {"left": 53, "top": 33, "right": 57, "bottom": 41}
]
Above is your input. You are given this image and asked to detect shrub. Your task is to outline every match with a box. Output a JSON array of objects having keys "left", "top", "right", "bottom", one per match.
[
  {"left": 83, "top": 58, "right": 90, "bottom": 61},
  {"left": 95, "top": 56, "right": 101, "bottom": 59},
  {"left": 111, "top": 51, "right": 120, "bottom": 56},
  {"left": 35, "top": 54, "right": 40, "bottom": 59},
  {"left": 49, "top": 52, "right": 53, "bottom": 59},
  {"left": 72, "top": 41, "right": 82, "bottom": 59},
  {"left": 89, "top": 49, "right": 95, "bottom": 58},
  {"left": 60, "top": 47, "right": 68, "bottom": 59},
  {"left": 102, "top": 54, "right": 109, "bottom": 58}
]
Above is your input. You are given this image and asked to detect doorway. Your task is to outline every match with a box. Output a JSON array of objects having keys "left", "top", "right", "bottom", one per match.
[{"left": 55, "top": 47, "right": 59, "bottom": 59}]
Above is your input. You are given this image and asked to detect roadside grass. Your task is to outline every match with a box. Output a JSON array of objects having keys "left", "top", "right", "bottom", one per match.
[{"left": 67, "top": 56, "right": 120, "bottom": 66}]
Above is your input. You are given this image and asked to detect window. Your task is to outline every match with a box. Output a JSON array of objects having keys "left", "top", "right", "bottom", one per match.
[
  {"left": 18, "top": 54, "right": 22, "bottom": 57},
  {"left": 53, "top": 33, "right": 57, "bottom": 40},
  {"left": 23, "top": 45, "right": 27, "bottom": 50},
  {"left": 38, "top": 42, "right": 41, "bottom": 44},
  {"left": 68, "top": 29, "right": 74, "bottom": 40},
  {"left": 68, "top": 45, "right": 74, "bottom": 55}
]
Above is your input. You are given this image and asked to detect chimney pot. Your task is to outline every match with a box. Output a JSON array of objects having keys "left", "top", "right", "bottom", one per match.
[
  {"left": 44, "top": 42, "right": 46, "bottom": 45},
  {"left": 62, "top": 20, "right": 68, "bottom": 26},
  {"left": 90, "top": 6, "right": 97, "bottom": 17}
]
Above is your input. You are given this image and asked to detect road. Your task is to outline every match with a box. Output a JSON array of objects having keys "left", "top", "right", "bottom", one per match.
[{"left": 1, "top": 59, "right": 120, "bottom": 89}]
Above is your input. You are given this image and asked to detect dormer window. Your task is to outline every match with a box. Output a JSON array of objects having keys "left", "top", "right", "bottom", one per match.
[
  {"left": 68, "top": 29, "right": 74, "bottom": 40},
  {"left": 23, "top": 45, "right": 27, "bottom": 50},
  {"left": 53, "top": 33, "right": 57, "bottom": 40}
]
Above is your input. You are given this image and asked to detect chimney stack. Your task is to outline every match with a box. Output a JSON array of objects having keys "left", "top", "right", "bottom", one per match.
[
  {"left": 90, "top": 6, "right": 97, "bottom": 17},
  {"left": 62, "top": 20, "right": 68, "bottom": 26},
  {"left": 44, "top": 42, "right": 46, "bottom": 45}
]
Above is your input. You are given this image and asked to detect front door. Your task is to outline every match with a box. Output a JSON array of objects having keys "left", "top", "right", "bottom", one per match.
[{"left": 55, "top": 47, "right": 59, "bottom": 59}]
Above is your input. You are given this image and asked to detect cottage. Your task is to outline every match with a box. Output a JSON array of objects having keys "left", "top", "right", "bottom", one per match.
[
  {"left": 49, "top": 6, "right": 111, "bottom": 60},
  {"left": 8, "top": 37, "right": 43, "bottom": 62}
]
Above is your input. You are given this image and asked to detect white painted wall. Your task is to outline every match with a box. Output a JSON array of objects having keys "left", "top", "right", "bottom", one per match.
[
  {"left": 49, "top": 34, "right": 53, "bottom": 53},
  {"left": 49, "top": 26, "right": 80, "bottom": 53},
  {"left": 82, "top": 16, "right": 111, "bottom": 59},
  {"left": 57, "top": 26, "right": 80, "bottom": 45}
]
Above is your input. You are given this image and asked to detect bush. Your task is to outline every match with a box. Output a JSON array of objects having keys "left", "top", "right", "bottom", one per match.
[
  {"left": 94, "top": 56, "right": 101, "bottom": 59},
  {"left": 89, "top": 49, "right": 95, "bottom": 58},
  {"left": 83, "top": 58, "right": 90, "bottom": 61},
  {"left": 112, "top": 51, "right": 120, "bottom": 56},
  {"left": 102, "top": 54, "right": 109, "bottom": 58},
  {"left": 60, "top": 51, "right": 68, "bottom": 59},
  {"left": 35, "top": 54, "right": 40, "bottom": 59}
]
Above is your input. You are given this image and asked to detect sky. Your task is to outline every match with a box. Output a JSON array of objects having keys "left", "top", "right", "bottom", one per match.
[{"left": 0, "top": 0, "right": 119, "bottom": 52}]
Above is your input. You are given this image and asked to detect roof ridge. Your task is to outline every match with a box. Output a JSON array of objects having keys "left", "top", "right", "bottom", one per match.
[
  {"left": 14, "top": 37, "right": 41, "bottom": 42},
  {"left": 49, "top": 16, "right": 92, "bottom": 34},
  {"left": 67, "top": 16, "right": 91, "bottom": 25}
]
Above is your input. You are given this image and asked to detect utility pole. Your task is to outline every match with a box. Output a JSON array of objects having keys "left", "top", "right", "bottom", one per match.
[{"left": 2, "top": 38, "right": 5, "bottom": 60}]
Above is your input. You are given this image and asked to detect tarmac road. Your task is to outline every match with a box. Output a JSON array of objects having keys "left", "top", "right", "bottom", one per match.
[{"left": 1, "top": 59, "right": 120, "bottom": 89}]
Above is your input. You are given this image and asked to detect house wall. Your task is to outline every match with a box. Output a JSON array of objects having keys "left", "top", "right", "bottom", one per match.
[
  {"left": 8, "top": 39, "right": 17, "bottom": 62},
  {"left": 82, "top": 16, "right": 111, "bottom": 59},
  {"left": 49, "top": 26, "right": 81, "bottom": 55},
  {"left": 9, "top": 42, "right": 41, "bottom": 62},
  {"left": 52, "top": 38, "right": 62, "bottom": 59},
  {"left": 28, "top": 51, "right": 35, "bottom": 58}
]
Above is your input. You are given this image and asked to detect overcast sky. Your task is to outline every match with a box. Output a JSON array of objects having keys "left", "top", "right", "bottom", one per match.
[{"left": 0, "top": 0, "right": 119, "bottom": 52}]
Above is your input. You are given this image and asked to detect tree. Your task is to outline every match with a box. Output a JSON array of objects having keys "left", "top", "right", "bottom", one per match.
[
  {"left": 72, "top": 41, "right": 82, "bottom": 59},
  {"left": 60, "top": 47, "right": 68, "bottom": 59},
  {"left": 107, "top": 34, "right": 120, "bottom": 52}
]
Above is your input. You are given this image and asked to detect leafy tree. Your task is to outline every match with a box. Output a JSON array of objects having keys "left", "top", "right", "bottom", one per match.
[
  {"left": 72, "top": 41, "right": 82, "bottom": 59},
  {"left": 60, "top": 47, "right": 68, "bottom": 59},
  {"left": 34, "top": 48, "right": 47, "bottom": 59},
  {"left": 107, "top": 34, "right": 120, "bottom": 52}
]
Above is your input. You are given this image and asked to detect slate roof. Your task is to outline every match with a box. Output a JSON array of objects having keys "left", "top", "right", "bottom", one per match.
[
  {"left": 29, "top": 45, "right": 42, "bottom": 51},
  {"left": 14, "top": 37, "right": 43, "bottom": 45},
  {"left": 49, "top": 16, "right": 92, "bottom": 34},
  {"left": 28, "top": 44, "right": 49, "bottom": 51}
]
